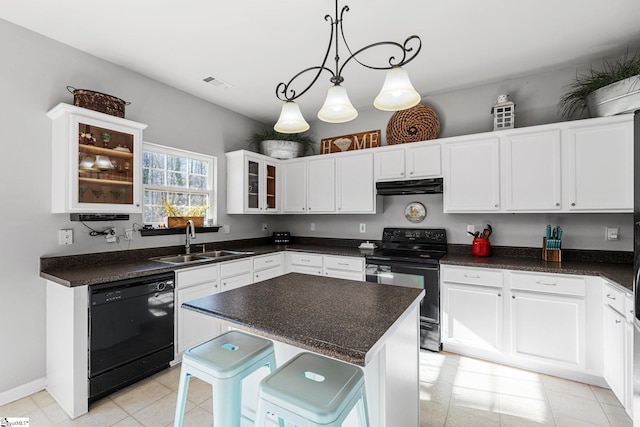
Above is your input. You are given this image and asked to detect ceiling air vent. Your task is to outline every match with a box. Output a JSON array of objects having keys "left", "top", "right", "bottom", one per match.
[{"left": 202, "top": 75, "right": 233, "bottom": 89}]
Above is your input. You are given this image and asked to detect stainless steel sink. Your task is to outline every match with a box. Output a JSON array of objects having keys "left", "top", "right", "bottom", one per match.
[
  {"left": 150, "top": 250, "right": 255, "bottom": 264},
  {"left": 152, "top": 254, "right": 212, "bottom": 264}
]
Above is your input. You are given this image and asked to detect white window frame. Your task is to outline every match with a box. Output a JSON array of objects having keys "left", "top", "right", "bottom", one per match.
[{"left": 142, "top": 142, "right": 217, "bottom": 226}]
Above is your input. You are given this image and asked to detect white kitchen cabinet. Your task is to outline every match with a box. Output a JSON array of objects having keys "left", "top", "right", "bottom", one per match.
[
  {"left": 253, "top": 252, "right": 284, "bottom": 283},
  {"left": 226, "top": 150, "right": 279, "bottom": 214},
  {"left": 509, "top": 272, "right": 586, "bottom": 369},
  {"left": 566, "top": 119, "right": 633, "bottom": 212},
  {"left": 47, "top": 103, "right": 147, "bottom": 213},
  {"left": 336, "top": 152, "right": 376, "bottom": 213},
  {"left": 405, "top": 143, "right": 442, "bottom": 179},
  {"left": 503, "top": 130, "right": 562, "bottom": 211},
  {"left": 603, "top": 305, "right": 626, "bottom": 405},
  {"left": 374, "top": 142, "right": 441, "bottom": 181},
  {"left": 220, "top": 258, "right": 253, "bottom": 292},
  {"left": 602, "top": 281, "right": 633, "bottom": 414},
  {"left": 175, "top": 264, "right": 220, "bottom": 355},
  {"left": 307, "top": 157, "right": 335, "bottom": 213},
  {"left": 443, "top": 137, "right": 500, "bottom": 212},
  {"left": 282, "top": 159, "right": 307, "bottom": 213},
  {"left": 441, "top": 266, "right": 504, "bottom": 353},
  {"left": 323, "top": 255, "right": 364, "bottom": 281},
  {"left": 287, "top": 252, "right": 323, "bottom": 276}
]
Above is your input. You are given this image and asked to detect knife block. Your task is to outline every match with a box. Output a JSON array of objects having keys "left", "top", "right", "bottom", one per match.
[{"left": 542, "top": 237, "right": 562, "bottom": 262}]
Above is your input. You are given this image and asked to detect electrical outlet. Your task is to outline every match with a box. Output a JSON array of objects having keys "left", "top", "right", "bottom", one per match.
[
  {"left": 105, "top": 227, "right": 117, "bottom": 243},
  {"left": 58, "top": 229, "right": 73, "bottom": 245},
  {"left": 606, "top": 227, "right": 619, "bottom": 241},
  {"left": 467, "top": 224, "right": 476, "bottom": 233},
  {"left": 359, "top": 223, "right": 366, "bottom": 233},
  {"left": 223, "top": 224, "right": 230, "bottom": 234},
  {"left": 262, "top": 223, "right": 268, "bottom": 232},
  {"left": 310, "top": 223, "right": 315, "bottom": 231},
  {"left": 125, "top": 229, "right": 134, "bottom": 240}
]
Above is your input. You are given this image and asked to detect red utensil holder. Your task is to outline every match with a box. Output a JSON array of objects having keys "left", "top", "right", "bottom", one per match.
[{"left": 471, "top": 238, "right": 491, "bottom": 257}]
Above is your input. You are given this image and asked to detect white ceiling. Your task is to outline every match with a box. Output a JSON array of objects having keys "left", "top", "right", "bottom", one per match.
[{"left": 2, "top": 0, "right": 640, "bottom": 126}]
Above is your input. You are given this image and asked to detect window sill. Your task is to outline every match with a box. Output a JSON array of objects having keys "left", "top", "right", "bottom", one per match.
[{"left": 140, "top": 226, "right": 221, "bottom": 237}]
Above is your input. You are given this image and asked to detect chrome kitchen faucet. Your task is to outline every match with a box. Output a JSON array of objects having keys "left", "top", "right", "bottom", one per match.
[{"left": 185, "top": 220, "right": 196, "bottom": 254}]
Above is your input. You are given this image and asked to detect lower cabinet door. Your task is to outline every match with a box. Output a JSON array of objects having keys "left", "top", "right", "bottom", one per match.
[
  {"left": 441, "top": 282, "right": 503, "bottom": 352},
  {"left": 603, "top": 306, "right": 626, "bottom": 405},
  {"left": 510, "top": 291, "right": 585, "bottom": 368},
  {"left": 177, "top": 282, "right": 220, "bottom": 354}
]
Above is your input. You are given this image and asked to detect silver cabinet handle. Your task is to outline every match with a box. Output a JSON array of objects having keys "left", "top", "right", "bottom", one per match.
[
  {"left": 606, "top": 294, "right": 616, "bottom": 300},
  {"left": 338, "top": 262, "right": 349, "bottom": 266},
  {"left": 535, "top": 281, "right": 557, "bottom": 286},
  {"left": 464, "top": 274, "right": 480, "bottom": 278},
  {"left": 615, "top": 319, "right": 622, "bottom": 324},
  {"left": 265, "top": 259, "right": 273, "bottom": 263}
]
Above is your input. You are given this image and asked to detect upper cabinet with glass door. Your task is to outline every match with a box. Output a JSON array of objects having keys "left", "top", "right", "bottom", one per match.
[
  {"left": 226, "top": 150, "right": 279, "bottom": 214},
  {"left": 48, "top": 103, "right": 147, "bottom": 213}
]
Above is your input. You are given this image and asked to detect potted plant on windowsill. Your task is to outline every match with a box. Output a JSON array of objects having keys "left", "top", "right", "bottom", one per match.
[
  {"left": 559, "top": 50, "right": 640, "bottom": 119},
  {"left": 161, "top": 198, "right": 208, "bottom": 228},
  {"left": 249, "top": 127, "right": 315, "bottom": 159}
]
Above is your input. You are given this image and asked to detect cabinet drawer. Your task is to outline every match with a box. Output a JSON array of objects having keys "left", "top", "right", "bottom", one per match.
[
  {"left": 254, "top": 253, "right": 283, "bottom": 271},
  {"left": 289, "top": 252, "right": 323, "bottom": 268},
  {"left": 254, "top": 265, "right": 283, "bottom": 283},
  {"left": 441, "top": 266, "right": 503, "bottom": 288},
  {"left": 324, "top": 255, "right": 364, "bottom": 272},
  {"left": 176, "top": 264, "right": 218, "bottom": 288},
  {"left": 220, "top": 258, "right": 252, "bottom": 278},
  {"left": 510, "top": 272, "right": 585, "bottom": 297},
  {"left": 603, "top": 282, "right": 625, "bottom": 314}
]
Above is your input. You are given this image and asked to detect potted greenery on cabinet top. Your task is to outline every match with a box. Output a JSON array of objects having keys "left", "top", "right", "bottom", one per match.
[
  {"left": 559, "top": 50, "right": 640, "bottom": 119},
  {"left": 249, "top": 128, "right": 315, "bottom": 159}
]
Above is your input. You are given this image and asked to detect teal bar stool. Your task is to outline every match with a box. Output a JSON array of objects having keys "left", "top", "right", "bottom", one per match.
[
  {"left": 255, "top": 352, "right": 370, "bottom": 427},
  {"left": 173, "top": 330, "right": 279, "bottom": 427}
]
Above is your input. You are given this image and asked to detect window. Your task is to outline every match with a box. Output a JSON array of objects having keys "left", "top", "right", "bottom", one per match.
[{"left": 142, "top": 142, "right": 217, "bottom": 226}]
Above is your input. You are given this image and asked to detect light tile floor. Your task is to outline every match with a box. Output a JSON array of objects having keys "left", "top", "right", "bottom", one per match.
[{"left": 0, "top": 351, "right": 632, "bottom": 426}]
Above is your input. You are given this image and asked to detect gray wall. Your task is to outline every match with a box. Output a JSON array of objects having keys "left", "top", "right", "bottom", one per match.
[{"left": 0, "top": 19, "right": 267, "bottom": 397}]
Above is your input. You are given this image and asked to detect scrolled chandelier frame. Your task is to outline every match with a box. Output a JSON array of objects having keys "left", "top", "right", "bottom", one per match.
[{"left": 274, "top": 0, "right": 422, "bottom": 133}]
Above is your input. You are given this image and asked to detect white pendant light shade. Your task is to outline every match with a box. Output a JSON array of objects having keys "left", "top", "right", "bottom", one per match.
[
  {"left": 274, "top": 102, "right": 310, "bottom": 133},
  {"left": 317, "top": 85, "right": 358, "bottom": 123},
  {"left": 373, "top": 67, "right": 421, "bottom": 111}
]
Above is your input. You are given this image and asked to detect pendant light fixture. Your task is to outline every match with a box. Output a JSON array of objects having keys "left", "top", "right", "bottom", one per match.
[{"left": 274, "top": 0, "right": 422, "bottom": 133}]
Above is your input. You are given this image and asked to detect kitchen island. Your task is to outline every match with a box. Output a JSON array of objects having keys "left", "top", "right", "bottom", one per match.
[{"left": 183, "top": 272, "right": 425, "bottom": 427}]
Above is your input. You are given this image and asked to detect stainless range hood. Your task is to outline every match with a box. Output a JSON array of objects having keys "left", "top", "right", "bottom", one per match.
[{"left": 376, "top": 178, "right": 443, "bottom": 195}]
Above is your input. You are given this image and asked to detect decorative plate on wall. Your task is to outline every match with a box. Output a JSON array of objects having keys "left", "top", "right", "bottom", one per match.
[{"left": 404, "top": 202, "right": 426, "bottom": 223}]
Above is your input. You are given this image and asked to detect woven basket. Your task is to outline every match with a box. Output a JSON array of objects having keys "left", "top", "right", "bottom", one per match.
[
  {"left": 67, "top": 86, "right": 129, "bottom": 118},
  {"left": 386, "top": 104, "right": 440, "bottom": 145}
]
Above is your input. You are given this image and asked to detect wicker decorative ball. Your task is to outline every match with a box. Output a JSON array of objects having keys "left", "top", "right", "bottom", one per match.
[{"left": 386, "top": 104, "right": 440, "bottom": 145}]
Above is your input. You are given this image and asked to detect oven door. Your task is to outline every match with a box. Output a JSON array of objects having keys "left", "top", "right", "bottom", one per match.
[{"left": 365, "top": 260, "right": 439, "bottom": 323}]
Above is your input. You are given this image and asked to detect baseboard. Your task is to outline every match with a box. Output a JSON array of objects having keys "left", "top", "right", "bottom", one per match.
[{"left": 0, "top": 377, "right": 46, "bottom": 407}]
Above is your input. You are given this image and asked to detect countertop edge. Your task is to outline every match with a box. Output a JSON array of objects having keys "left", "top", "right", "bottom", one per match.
[{"left": 440, "top": 255, "right": 633, "bottom": 293}]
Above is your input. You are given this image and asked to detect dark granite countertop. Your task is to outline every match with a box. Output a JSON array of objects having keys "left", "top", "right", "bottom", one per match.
[
  {"left": 441, "top": 253, "right": 633, "bottom": 292},
  {"left": 40, "top": 237, "right": 632, "bottom": 292},
  {"left": 39, "top": 242, "right": 373, "bottom": 287},
  {"left": 182, "top": 272, "right": 424, "bottom": 366}
]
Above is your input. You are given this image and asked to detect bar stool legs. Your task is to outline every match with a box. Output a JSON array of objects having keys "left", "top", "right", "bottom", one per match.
[
  {"left": 173, "top": 330, "right": 278, "bottom": 427},
  {"left": 255, "top": 352, "right": 370, "bottom": 427}
]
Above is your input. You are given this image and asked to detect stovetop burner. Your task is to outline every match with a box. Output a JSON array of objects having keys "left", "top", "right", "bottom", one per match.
[{"left": 366, "top": 227, "right": 447, "bottom": 264}]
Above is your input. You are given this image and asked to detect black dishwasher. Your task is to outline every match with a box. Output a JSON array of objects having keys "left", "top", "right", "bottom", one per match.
[{"left": 88, "top": 272, "right": 175, "bottom": 402}]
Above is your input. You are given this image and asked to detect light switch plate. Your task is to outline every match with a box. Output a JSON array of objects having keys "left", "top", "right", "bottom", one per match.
[
  {"left": 606, "top": 227, "right": 619, "bottom": 241},
  {"left": 59, "top": 229, "right": 73, "bottom": 245}
]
